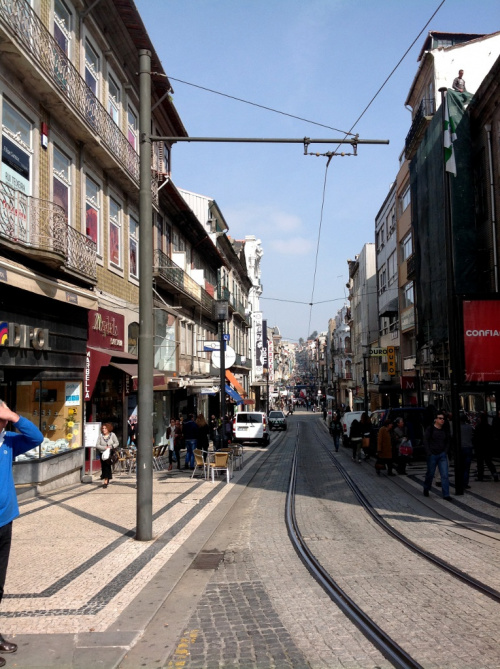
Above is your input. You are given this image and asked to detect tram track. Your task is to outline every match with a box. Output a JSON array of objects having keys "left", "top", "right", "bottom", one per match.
[
  {"left": 308, "top": 419, "right": 500, "bottom": 603},
  {"left": 285, "top": 423, "right": 424, "bottom": 669}
]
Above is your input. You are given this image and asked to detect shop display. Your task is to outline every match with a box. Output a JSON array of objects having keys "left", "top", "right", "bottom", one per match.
[{"left": 14, "top": 381, "right": 83, "bottom": 461}]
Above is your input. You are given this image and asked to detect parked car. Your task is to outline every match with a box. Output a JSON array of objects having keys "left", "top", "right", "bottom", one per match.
[
  {"left": 369, "top": 407, "right": 433, "bottom": 459},
  {"left": 268, "top": 410, "right": 287, "bottom": 431},
  {"left": 341, "top": 411, "right": 367, "bottom": 447},
  {"left": 232, "top": 412, "right": 270, "bottom": 446}
]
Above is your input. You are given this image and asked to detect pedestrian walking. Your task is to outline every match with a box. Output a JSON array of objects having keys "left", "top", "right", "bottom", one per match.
[
  {"left": 96, "top": 422, "right": 119, "bottom": 488},
  {"left": 491, "top": 409, "right": 500, "bottom": 457},
  {"left": 182, "top": 414, "right": 198, "bottom": 469},
  {"left": 331, "top": 412, "right": 342, "bottom": 452},
  {"left": 473, "top": 412, "right": 499, "bottom": 482},
  {"left": 209, "top": 414, "right": 218, "bottom": 444},
  {"left": 393, "top": 417, "right": 410, "bottom": 475},
  {"left": 350, "top": 419, "right": 363, "bottom": 462},
  {"left": 167, "top": 419, "right": 182, "bottom": 471},
  {"left": 460, "top": 413, "right": 474, "bottom": 489},
  {"left": 196, "top": 414, "right": 210, "bottom": 460},
  {"left": 0, "top": 399, "right": 43, "bottom": 667},
  {"left": 376, "top": 419, "right": 395, "bottom": 476},
  {"left": 360, "top": 412, "right": 372, "bottom": 461},
  {"left": 423, "top": 412, "right": 452, "bottom": 500}
]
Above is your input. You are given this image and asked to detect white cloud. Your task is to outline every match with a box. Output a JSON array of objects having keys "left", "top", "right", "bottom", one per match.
[{"left": 268, "top": 237, "right": 314, "bottom": 256}]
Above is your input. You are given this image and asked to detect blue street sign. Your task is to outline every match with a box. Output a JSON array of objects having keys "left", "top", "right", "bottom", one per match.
[{"left": 223, "top": 333, "right": 230, "bottom": 341}]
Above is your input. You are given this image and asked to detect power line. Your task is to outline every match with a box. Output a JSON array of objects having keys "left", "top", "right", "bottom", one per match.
[{"left": 165, "top": 75, "right": 353, "bottom": 136}]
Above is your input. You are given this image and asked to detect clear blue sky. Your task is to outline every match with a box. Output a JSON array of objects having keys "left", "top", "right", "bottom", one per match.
[{"left": 135, "top": 0, "right": 499, "bottom": 342}]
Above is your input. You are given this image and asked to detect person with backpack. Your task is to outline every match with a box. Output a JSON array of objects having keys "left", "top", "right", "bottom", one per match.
[{"left": 423, "top": 412, "right": 452, "bottom": 500}]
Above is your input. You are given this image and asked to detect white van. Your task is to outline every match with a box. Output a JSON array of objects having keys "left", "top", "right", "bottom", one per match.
[{"left": 232, "top": 412, "right": 270, "bottom": 446}]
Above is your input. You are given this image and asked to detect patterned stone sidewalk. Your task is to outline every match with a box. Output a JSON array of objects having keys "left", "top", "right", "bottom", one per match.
[{"left": 0, "top": 450, "right": 264, "bottom": 667}]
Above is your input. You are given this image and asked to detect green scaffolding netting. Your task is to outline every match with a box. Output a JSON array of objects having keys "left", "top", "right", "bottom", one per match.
[{"left": 410, "top": 88, "right": 481, "bottom": 348}]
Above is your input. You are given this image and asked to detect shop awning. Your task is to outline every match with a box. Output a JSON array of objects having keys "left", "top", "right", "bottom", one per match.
[
  {"left": 225, "top": 384, "right": 244, "bottom": 405},
  {"left": 225, "top": 369, "right": 247, "bottom": 397},
  {"left": 108, "top": 362, "right": 166, "bottom": 390}
]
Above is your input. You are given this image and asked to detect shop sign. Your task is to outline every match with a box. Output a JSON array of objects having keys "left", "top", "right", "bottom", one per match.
[
  {"left": 463, "top": 299, "right": 500, "bottom": 382},
  {"left": 84, "top": 347, "right": 111, "bottom": 401},
  {"left": 88, "top": 308, "right": 124, "bottom": 350},
  {"left": 254, "top": 312, "right": 263, "bottom": 376},
  {"left": 65, "top": 382, "right": 80, "bottom": 406},
  {"left": 0, "top": 321, "right": 51, "bottom": 350},
  {"left": 369, "top": 347, "right": 387, "bottom": 356},
  {"left": 401, "top": 375, "right": 416, "bottom": 390},
  {"left": 387, "top": 346, "right": 396, "bottom": 376}
]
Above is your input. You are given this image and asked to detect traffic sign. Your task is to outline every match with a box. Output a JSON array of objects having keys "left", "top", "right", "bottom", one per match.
[{"left": 223, "top": 333, "right": 230, "bottom": 341}]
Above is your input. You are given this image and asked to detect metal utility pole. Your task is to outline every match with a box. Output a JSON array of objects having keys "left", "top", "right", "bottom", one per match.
[
  {"left": 137, "top": 49, "right": 153, "bottom": 540},
  {"left": 219, "top": 321, "right": 226, "bottom": 448},
  {"left": 362, "top": 355, "right": 369, "bottom": 414}
]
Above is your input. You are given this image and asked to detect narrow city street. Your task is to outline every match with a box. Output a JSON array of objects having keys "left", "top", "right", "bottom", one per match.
[{"left": 3, "top": 413, "right": 499, "bottom": 668}]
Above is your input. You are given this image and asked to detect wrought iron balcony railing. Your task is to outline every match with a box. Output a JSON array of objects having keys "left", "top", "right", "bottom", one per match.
[
  {"left": 217, "top": 286, "right": 230, "bottom": 301},
  {"left": 0, "top": 0, "right": 139, "bottom": 184},
  {"left": 153, "top": 249, "right": 214, "bottom": 314},
  {"left": 235, "top": 353, "right": 252, "bottom": 369},
  {"left": 405, "top": 97, "right": 435, "bottom": 160},
  {"left": 0, "top": 180, "right": 97, "bottom": 282}
]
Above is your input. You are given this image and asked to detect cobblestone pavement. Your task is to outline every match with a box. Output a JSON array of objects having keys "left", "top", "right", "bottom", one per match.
[
  {"left": 293, "top": 419, "right": 500, "bottom": 669},
  {"left": 2, "top": 413, "right": 500, "bottom": 668}
]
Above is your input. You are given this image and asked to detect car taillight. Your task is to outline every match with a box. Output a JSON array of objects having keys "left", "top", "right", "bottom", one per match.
[
  {"left": 343, "top": 424, "right": 347, "bottom": 432},
  {"left": 263, "top": 417, "right": 267, "bottom": 426},
  {"left": 232, "top": 418, "right": 236, "bottom": 427}
]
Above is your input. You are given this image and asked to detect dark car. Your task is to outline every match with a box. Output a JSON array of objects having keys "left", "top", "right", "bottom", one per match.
[
  {"left": 268, "top": 410, "right": 287, "bottom": 431},
  {"left": 369, "top": 407, "right": 433, "bottom": 460}
]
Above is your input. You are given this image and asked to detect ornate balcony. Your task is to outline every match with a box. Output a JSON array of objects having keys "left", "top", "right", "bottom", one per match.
[
  {"left": 406, "top": 253, "right": 416, "bottom": 279},
  {"left": 0, "top": 0, "right": 139, "bottom": 185},
  {"left": 153, "top": 249, "right": 214, "bottom": 316},
  {"left": 0, "top": 180, "right": 96, "bottom": 283},
  {"left": 405, "top": 97, "right": 435, "bottom": 160}
]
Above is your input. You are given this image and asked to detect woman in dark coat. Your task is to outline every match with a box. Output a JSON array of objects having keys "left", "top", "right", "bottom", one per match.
[
  {"left": 96, "top": 422, "right": 119, "bottom": 488},
  {"left": 360, "top": 412, "right": 372, "bottom": 461}
]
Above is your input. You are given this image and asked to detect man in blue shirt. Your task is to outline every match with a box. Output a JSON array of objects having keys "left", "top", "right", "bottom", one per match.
[{"left": 0, "top": 400, "right": 43, "bottom": 666}]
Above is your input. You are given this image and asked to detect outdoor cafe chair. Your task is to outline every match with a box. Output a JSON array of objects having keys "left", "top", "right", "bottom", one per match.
[
  {"left": 192, "top": 449, "right": 208, "bottom": 480},
  {"left": 209, "top": 451, "right": 231, "bottom": 483}
]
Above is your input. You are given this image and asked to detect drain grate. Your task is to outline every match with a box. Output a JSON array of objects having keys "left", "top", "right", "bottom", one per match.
[{"left": 190, "top": 550, "right": 225, "bottom": 570}]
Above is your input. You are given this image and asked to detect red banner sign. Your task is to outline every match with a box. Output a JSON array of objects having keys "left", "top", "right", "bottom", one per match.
[
  {"left": 463, "top": 299, "right": 500, "bottom": 382},
  {"left": 87, "top": 308, "right": 125, "bottom": 351}
]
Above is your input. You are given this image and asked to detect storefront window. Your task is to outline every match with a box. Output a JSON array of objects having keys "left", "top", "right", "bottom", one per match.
[{"left": 14, "top": 380, "right": 83, "bottom": 461}]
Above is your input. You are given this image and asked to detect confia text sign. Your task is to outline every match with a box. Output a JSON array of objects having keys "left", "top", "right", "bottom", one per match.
[{"left": 463, "top": 299, "right": 500, "bottom": 382}]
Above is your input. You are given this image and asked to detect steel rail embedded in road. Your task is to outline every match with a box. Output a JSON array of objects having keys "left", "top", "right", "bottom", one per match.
[
  {"left": 319, "top": 435, "right": 500, "bottom": 605},
  {"left": 285, "top": 424, "right": 424, "bottom": 669}
]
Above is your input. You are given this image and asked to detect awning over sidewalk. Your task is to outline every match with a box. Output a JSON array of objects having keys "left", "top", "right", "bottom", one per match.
[
  {"left": 225, "top": 384, "right": 244, "bottom": 405},
  {"left": 108, "top": 362, "right": 166, "bottom": 390},
  {"left": 225, "top": 369, "right": 247, "bottom": 397}
]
